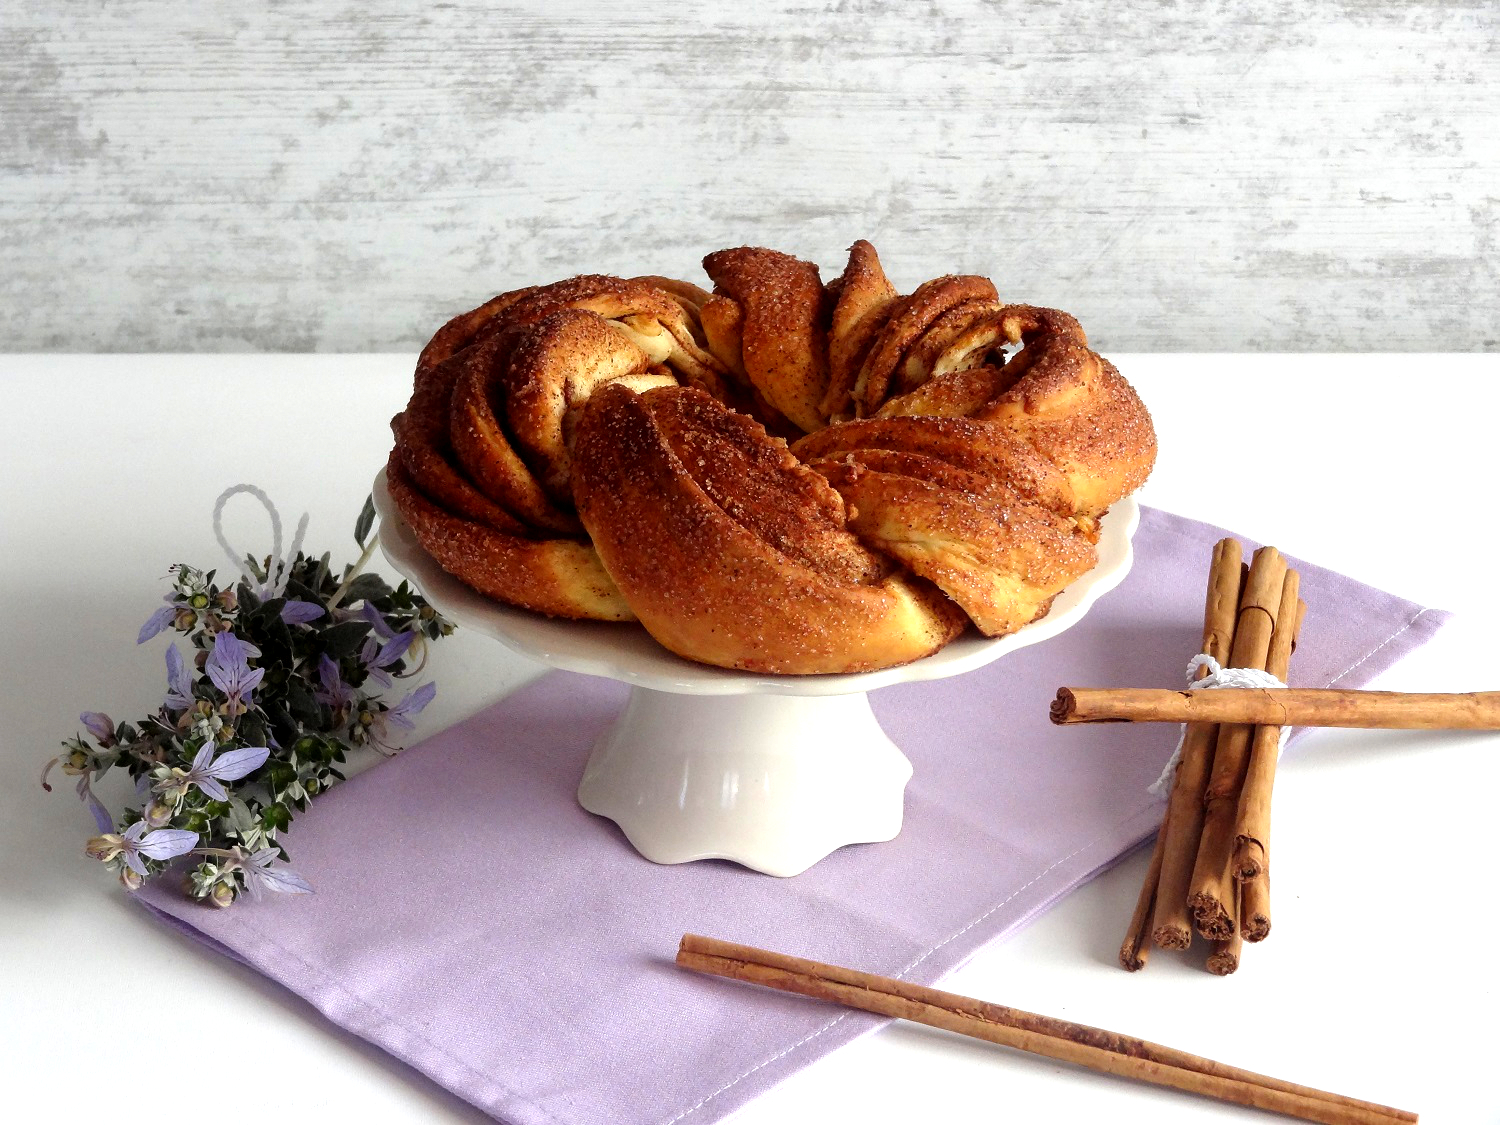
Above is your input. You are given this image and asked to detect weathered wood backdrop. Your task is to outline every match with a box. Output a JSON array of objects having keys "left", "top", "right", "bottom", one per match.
[{"left": 3, "top": 1, "right": 1495, "bottom": 352}]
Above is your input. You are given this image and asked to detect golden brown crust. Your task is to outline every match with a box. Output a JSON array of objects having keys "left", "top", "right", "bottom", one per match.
[
  {"left": 631, "top": 274, "right": 714, "bottom": 319},
  {"left": 974, "top": 309, "right": 1155, "bottom": 515},
  {"left": 385, "top": 451, "right": 634, "bottom": 621},
  {"left": 853, "top": 274, "right": 999, "bottom": 416},
  {"left": 701, "top": 247, "right": 831, "bottom": 434},
  {"left": 414, "top": 286, "right": 539, "bottom": 379},
  {"left": 394, "top": 350, "right": 535, "bottom": 537},
  {"left": 871, "top": 304, "right": 1156, "bottom": 515},
  {"left": 872, "top": 361, "right": 1020, "bottom": 420},
  {"left": 698, "top": 293, "right": 746, "bottom": 378},
  {"left": 572, "top": 385, "right": 966, "bottom": 673},
  {"left": 389, "top": 243, "right": 1157, "bottom": 671},
  {"left": 446, "top": 331, "right": 584, "bottom": 536},
  {"left": 818, "top": 458, "right": 1097, "bottom": 637},
  {"left": 823, "top": 240, "right": 899, "bottom": 421},
  {"left": 792, "top": 415, "right": 1076, "bottom": 514},
  {"left": 501, "top": 308, "right": 666, "bottom": 503},
  {"left": 898, "top": 301, "right": 1007, "bottom": 390}
]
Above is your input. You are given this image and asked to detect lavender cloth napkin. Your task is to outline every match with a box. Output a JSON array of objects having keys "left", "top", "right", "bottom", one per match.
[{"left": 137, "top": 507, "right": 1447, "bottom": 1125}]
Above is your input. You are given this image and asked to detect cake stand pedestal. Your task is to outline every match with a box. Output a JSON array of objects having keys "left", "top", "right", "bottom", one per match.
[
  {"left": 373, "top": 470, "right": 1138, "bottom": 876},
  {"left": 578, "top": 688, "right": 910, "bottom": 876}
]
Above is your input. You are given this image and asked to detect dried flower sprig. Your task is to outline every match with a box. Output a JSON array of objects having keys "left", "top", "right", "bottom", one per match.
[{"left": 44, "top": 493, "right": 453, "bottom": 907}]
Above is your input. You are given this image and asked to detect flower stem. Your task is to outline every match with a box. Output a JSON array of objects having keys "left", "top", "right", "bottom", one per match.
[{"left": 327, "top": 530, "right": 380, "bottom": 611}]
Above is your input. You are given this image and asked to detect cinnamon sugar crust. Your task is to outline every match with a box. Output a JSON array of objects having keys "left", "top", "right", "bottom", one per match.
[
  {"left": 385, "top": 451, "right": 633, "bottom": 621},
  {"left": 385, "top": 242, "right": 1157, "bottom": 672},
  {"left": 702, "top": 246, "right": 831, "bottom": 434},
  {"left": 852, "top": 274, "right": 998, "bottom": 416},
  {"left": 414, "top": 286, "right": 539, "bottom": 379},
  {"left": 572, "top": 385, "right": 965, "bottom": 673},
  {"left": 824, "top": 239, "right": 899, "bottom": 421},
  {"left": 394, "top": 348, "right": 536, "bottom": 537}
]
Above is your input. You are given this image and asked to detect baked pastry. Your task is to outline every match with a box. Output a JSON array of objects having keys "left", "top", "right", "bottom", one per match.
[{"left": 387, "top": 241, "right": 1156, "bottom": 673}]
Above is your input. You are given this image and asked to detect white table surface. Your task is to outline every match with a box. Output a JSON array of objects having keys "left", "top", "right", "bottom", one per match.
[{"left": 3, "top": 354, "right": 1497, "bottom": 1123}]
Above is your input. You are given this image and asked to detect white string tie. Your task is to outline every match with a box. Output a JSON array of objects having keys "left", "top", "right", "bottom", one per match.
[
  {"left": 211, "top": 485, "right": 310, "bottom": 600},
  {"left": 1147, "top": 654, "right": 1288, "bottom": 797}
]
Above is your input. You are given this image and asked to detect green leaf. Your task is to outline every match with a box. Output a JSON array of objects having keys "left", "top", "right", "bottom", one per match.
[
  {"left": 284, "top": 678, "right": 322, "bottom": 727},
  {"left": 354, "top": 494, "right": 376, "bottom": 549},
  {"left": 321, "top": 620, "right": 372, "bottom": 659},
  {"left": 281, "top": 574, "right": 325, "bottom": 606},
  {"left": 262, "top": 803, "right": 292, "bottom": 832},
  {"left": 342, "top": 572, "right": 392, "bottom": 605},
  {"left": 259, "top": 698, "right": 299, "bottom": 750}
]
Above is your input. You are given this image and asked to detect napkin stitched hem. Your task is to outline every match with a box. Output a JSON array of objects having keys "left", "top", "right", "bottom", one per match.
[{"left": 1325, "top": 607, "right": 1436, "bottom": 686}]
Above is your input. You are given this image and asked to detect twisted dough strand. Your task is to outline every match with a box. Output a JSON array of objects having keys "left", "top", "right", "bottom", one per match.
[{"left": 387, "top": 240, "right": 1156, "bottom": 672}]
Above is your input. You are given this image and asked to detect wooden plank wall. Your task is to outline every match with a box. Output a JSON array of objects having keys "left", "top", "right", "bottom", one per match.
[{"left": 2, "top": 1, "right": 1495, "bottom": 352}]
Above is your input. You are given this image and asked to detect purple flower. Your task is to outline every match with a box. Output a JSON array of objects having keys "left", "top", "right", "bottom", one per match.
[
  {"left": 361, "top": 630, "right": 416, "bottom": 689},
  {"left": 163, "top": 643, "right": 195, "bottom": 711},
  {"left": 79, "top": 712, "right": 115, "bottom": 747},
  {"left": 360, "top": 600, "right": 395, "bottom": 640},
  {"left": 238, "top": 847, "right": 313, "bottom": 900},
  {"left": 205, "top": 632, "right": 264, "bottom": 716},
  {"left": 137, "top": 599, "right": 177, "bottom": 644},
  {"left": 155, "top": 743, "right": 270, "bottom": 804},
  {"left": 280, "top": 600, "right": 325, "bottom": 625},
  {"left": 77, "top": 774, "right": 114, "bottom": 834},
  {"left": 141, "top": 798, "right": 175, "bottom": 829},
  {"left": 85, "top": 820, "right": 198, "bottom": 878},
  {"left": 314, "top": 654, "right": 354, "bottom": 711},
  {"left": 363, "top": 682, "right": 436, "bottom": 754},
  {"left": 385, "top": 681, "right": 436, "bottom": 731}
]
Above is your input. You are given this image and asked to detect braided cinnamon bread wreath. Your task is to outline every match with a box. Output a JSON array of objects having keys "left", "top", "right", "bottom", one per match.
[{"left": 386, "top": 241, "right": 1155, "bottom": 674}]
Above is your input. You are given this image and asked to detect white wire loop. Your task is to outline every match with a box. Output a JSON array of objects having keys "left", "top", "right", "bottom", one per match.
[{"left": 211, "top": 484, "right": 310, "bottom": 600}]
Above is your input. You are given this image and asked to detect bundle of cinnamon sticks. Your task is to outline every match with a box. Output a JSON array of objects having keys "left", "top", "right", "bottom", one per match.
[
  {"left": 1119, "top": 538, "right": 1303, "bottom": 974},
  {"left": 1052, "top": 540, "right": 1500, "bottom": 974}
]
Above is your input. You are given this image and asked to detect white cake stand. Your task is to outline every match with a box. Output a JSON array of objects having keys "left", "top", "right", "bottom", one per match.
[{"left": 373, "top": 470, "right": 1138, "bottom": 876}]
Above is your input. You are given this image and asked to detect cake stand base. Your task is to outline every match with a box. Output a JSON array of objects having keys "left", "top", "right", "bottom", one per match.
[{"left": 577, "top": 687, "right": 911, "bottom": 877}]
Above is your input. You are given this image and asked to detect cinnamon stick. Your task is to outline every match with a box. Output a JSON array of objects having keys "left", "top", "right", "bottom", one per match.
[
  {"left": 1242, "top": 866, "right": 1272, "bottom": 942},
  {"left": 1189, "top": 546, "right": 1288, "bottom": 940},
  {"left": 1120, "top": 824, "right": 1165, "bottom": 971},
  {"left": 1207, "top": 933, "right": 1242, "bottom": 975},
  {"left": 1233, "top": 588, "right": 1306, "bottom": 882},
  {"left": 1051, "top": 688, "right": 1500, "bottom": 729},
  {"left": 1209, "top": 884, "right": 1243, "bottom": 975},
  {"left": 677, "top": 934, "right": 1416, "bottom": 1124},
  {"left": 1149, "top": 539, "right": 1245, "bottom": 951}
]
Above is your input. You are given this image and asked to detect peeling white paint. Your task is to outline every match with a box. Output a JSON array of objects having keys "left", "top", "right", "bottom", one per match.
[{"left": 2, "top": 1, "right": 1496, "bottom": 351}]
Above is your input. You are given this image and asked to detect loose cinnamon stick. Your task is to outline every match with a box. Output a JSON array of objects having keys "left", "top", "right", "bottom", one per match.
[
  {"left": 1190, "top": 547, "right": 1288, "bottom": 940},
  {"left": 1233, "top": 588, "right": 1306, "bottom": 882},
  {"left": 1051, "top": 688, "right": 1500, "bottom": 729},
  {"left": 1149, "top": 539, "right": 1245, "bottom": 951},
  {"left": 677, "top": 934, "right": 1416, "bottom": 1124}
]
